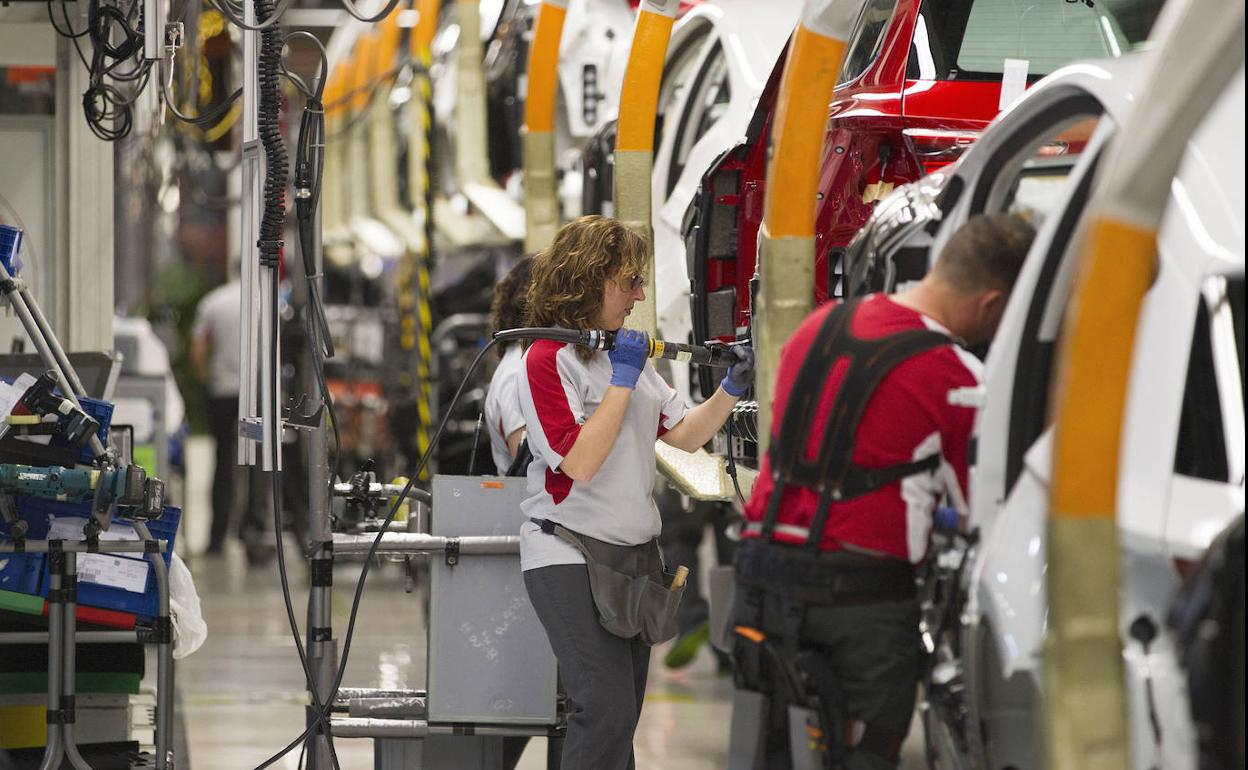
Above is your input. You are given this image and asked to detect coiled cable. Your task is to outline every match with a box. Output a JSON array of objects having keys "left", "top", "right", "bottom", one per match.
[{"left": 255, "top": 0, "right": 286, "bottom": 269}]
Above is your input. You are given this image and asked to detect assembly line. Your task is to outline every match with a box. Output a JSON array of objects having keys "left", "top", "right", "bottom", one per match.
[{"left": 0, "top": 0, "right": 1243, "bottom": 768}]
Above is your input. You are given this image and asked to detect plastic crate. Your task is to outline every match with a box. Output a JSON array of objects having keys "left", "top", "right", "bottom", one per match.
[
  {"left": 0, "top": 500, "right": 50, "bottom": 598},
  {"left": 2, "top": 499, "right": 180, "bottom": 622}
]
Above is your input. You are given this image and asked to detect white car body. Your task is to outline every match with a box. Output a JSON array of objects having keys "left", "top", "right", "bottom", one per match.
[
  {"left": 430, "top": 0, "right": 636, "bottom": 196},
  {"left": 648, "top": 0, "right": 800, "bottom": 396},
  {"left": 894, "top": 54, "right": 1244, "bottom": 769}
]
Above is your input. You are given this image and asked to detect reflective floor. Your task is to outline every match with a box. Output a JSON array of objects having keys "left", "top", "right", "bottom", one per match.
[
  {"left": 177, "top": 542, "right": 927, "bottom": 770},
  {"left": 174, "top": 438, "right": 925, "bottom": 768},
  {"left": 178, "top": 544, "right": 737, "bottom": 769}
]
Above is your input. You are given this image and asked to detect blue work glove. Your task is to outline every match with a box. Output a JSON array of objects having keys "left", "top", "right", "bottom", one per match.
[
  {"left": 608, "top": 329, "right": 651, "bottom": 389},
  {"left": 720, "top": 344, "right": 755, "bottom": 397}
]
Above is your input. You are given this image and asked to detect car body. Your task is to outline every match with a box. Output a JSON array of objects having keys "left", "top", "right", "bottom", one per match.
[
  {"left": 850, "top": 54, "right": 1245, "bottom": 770},
  {"left": 579, "top": 0, "right": 801, "bottom": 394},
  {"left": 431, "top": 0, "right": 640, "bottom": 207},
  {"left": 683, "top": 0, "right": 1163, "bottom": 398}
]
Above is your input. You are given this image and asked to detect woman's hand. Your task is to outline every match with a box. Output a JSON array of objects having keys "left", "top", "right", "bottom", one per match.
[
  {"left": 608, "top": 329, "right": 651, "bottom": 389},
  {"left": 720, "top": 344, "right": 754, "bottom": 397}
]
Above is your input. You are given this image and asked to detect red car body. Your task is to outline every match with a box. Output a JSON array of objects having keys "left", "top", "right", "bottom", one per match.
[{"left": 686, "top": 0, "right": 1012, "bottom": 387}]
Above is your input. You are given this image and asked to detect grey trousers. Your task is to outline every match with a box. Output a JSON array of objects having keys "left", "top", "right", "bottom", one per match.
[{"left": 524, "top": 564, "right": 651, "bottom": 770}]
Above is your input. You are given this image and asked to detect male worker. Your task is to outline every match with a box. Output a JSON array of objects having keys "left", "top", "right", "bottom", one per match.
[{"left": 728, "top": 213, "right": 1035, "bottom": 769}]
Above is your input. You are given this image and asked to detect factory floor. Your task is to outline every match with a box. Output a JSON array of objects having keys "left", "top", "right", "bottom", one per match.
[{"left": 174, "top": 439, "right": 927, "bottom": 769}]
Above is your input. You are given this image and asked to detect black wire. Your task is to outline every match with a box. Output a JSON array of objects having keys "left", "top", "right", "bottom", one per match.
[{"left": 160, "top": 55, "right": 244, "bottom": 127}]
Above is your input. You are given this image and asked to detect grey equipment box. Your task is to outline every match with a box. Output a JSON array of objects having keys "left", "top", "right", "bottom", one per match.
[{"left": 428, "top": 475, "right": 557, "bottom": 725}]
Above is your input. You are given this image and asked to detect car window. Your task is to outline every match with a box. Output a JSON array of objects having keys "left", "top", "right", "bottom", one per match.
[
  {"left": 1175, "top": 286, "right": 1231, "bottom": 482},
  {"left": 665, "top": 43, "right": 729, "bottom": 199},
  {"left": 838, "top": 0, "right": 898, "bottom": 86},
  {"left": 1003, "top": 116, "right": 1100, "bottom": 226},
  {"left": 909, "top": 0, "right": 1164, "bottom": 81},
  {"left": 656, "top": 23, "right": 714, "bottom": 149}
]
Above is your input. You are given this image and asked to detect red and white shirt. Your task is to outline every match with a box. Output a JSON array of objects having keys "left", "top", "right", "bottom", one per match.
[
  {"left": 517, "top": 339, "right": 687, "bottom": 571},
  {"left": 484, "top": 344, "right": 526, "bottom": 474},
  {"left": 743, "top": 295, "right": 981, "bottom": 563}
]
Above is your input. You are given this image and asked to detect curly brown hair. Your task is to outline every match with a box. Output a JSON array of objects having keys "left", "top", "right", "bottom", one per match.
[
  {"left": 490, "top": 255, "right": 535, "bottom": 340},
  {"left": 526, "top": 216, "right": 647, "bottom": 359}
]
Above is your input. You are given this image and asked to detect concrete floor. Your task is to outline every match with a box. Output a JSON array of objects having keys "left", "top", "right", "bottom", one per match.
[
  {"left": 173, "top": 437, "right": 927, "bottom": 769},
  {"left": 178, "top": 545, "right": 742, "bottom": 769}
]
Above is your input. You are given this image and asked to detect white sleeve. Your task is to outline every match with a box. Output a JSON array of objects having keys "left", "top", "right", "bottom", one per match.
[{"left": 646, "top": 366, "right": 687, "bottom": 432}]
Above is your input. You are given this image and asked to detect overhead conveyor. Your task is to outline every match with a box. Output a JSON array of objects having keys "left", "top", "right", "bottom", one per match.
[
  {"left": 1044, "top": 0, "right": 1245, "bottom": 766},
  {"left": 752, "top": 0, "right": 858, "bottom": 454},
  {"left": 522, "top": 0, "right": 571, "bottom": 253},
  {"left": 614, "top": 0, "right": 677, "bottom": 337}
]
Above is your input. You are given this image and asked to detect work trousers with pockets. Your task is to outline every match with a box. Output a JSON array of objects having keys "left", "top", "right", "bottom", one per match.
[
  {"left": 524, "top": 564, "right": 651, "bottom": 770},
  {"left": 731, "top": 579, "right": 919, "bottom": 770}
]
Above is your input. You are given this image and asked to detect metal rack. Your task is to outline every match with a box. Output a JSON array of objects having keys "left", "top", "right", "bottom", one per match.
[
  {"left": 1, "top": 225, "right": 176, "bottom": 767},
  {"left": 0, "top": 533, "right": 175, "bottom": 770}
]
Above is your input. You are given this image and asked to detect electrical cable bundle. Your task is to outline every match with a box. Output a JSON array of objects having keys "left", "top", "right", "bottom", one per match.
[{"left": 48, "top": 0, "right": 154, "bottom": 141}]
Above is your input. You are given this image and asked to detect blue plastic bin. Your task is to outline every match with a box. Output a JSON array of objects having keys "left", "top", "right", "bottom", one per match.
[
  {"left": 0, "top": 500, "right": 51, "bottom": 597},
  {"left": 1, "top": 499, "right": 180, "bottom": 621}
]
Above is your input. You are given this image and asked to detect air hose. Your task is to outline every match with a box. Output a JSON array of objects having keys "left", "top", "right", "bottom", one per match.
[{"left": 256, "top": 0, "right": 286, "bottom": 269}]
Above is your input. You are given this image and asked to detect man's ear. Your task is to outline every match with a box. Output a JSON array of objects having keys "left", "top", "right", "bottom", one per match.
[{"left": 981, "top": 289, "right": 1007, "bottom": 318}]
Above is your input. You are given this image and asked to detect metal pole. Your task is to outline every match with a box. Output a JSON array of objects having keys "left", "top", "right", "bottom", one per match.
[
  {"left": 0, "top": 264, "right": 105, "bottom": 460},
  {"left": 0, "top": 631, "right": 140, "bottom": 645},
  {"left": 238, "top": 0, "right": 261, "bottom": 467},
  {"left": 330, "top": 532, "right": 520, "bottom": 555},
  {"left": 305, "top": 161, "right": 336, "bottom": 770},
  {"left": 134, "top": 521, "right": 174, "bottom": 770},
  {"left": 61, "top": 552, "right": 96, "bottom": 770},
  {"left": 37, "top": 549, "right": 65, "bottom": 770}
]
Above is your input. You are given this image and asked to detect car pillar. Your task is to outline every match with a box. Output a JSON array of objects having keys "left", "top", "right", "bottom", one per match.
[
  {"left": 456, "top": 0, "right": 492, "bottom": 187},
  {"left": 614, "top": 0, "right": 678, "bottom": 334},
  {"left": 522, "top": 0, "right": 571, "bottom": 253},
  {"left": 755, "top": 0, "right": 858, "bottom": 452},
  {"left": 1046, "top": 1, "right": 1245, "bottom": 767}
]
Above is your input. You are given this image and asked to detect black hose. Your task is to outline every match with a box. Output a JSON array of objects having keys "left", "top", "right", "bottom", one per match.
[{"left": 256, "top": 0, "right": 286, "bottom": 270}]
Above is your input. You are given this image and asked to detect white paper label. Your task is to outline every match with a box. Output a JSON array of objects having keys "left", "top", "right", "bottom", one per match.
[
  {"left": 77, "top": 554, "right": 150, "bottom": 594},
  {"left": 48, "top": 516, "right": 139, "bottom": 543},
  {"left": 999, "top": 58, "right": 1029, "bottom": 111},
  {"left": 47, "top": 516, "right": 149, "bottom": 593}
]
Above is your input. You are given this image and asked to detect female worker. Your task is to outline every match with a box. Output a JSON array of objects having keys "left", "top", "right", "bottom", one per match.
[
  {"left": 517, "top": 215, "right": 753, "bottom": 768},
  {"left": 484, "top": 255, "right": 534, "bottom": 475}
]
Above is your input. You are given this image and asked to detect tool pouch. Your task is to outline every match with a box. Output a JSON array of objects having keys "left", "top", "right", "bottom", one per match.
[{"left": 535, "top": 519, "right": 685, "bottom": 645}]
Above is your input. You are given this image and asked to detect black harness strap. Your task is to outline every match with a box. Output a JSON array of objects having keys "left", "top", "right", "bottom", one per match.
[{"left": 760, "top": 298, "right": 955, "bottom": 552}]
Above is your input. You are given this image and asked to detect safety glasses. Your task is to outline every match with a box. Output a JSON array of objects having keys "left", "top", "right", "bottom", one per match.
[{"left": 617, "top": 273, "right": 646, "bottom": 293}]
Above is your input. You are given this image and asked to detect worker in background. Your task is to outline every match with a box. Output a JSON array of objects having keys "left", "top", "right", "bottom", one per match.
[
  {"left": 518, "top": 215, "right": 753, "bottom": 769},
  {"left": 729, "top": 214, "right": 1035, "bottom": 769},
  {"left": 485, "top": 255, "right": 535, "bottom": 475},
  {"left": 190, "top": 273, "right": 270, "bottom": 561}
]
